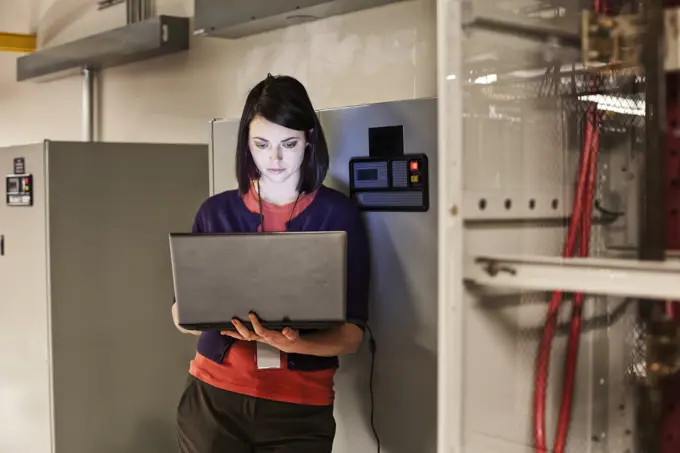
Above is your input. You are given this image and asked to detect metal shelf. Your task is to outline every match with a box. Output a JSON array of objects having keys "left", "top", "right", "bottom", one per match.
[{"left": 466, "top": 254, "right": 680, "bottom": 300}]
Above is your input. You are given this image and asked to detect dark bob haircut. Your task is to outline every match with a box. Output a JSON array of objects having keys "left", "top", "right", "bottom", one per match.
[{"left": 235, "top": 74, "right": 330, "bottom": 194}]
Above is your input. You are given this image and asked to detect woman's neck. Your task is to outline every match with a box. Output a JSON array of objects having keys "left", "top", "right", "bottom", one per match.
[{"left": 256, "top": 175, "right": 300, "bottom": 206}]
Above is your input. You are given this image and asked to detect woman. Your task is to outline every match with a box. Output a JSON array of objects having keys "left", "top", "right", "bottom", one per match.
[{"left": 173, "top": 74, "right": 370, "bottom": 453}]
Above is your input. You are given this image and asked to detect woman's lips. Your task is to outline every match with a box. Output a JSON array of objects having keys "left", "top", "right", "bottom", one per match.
[{"left": 267, "top": 168, "right": 285, "bottom": 174}]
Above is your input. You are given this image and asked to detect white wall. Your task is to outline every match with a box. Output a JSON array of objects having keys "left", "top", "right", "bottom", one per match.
[{"left": 0, "top": 0, "right": 436, "bottom": 147}]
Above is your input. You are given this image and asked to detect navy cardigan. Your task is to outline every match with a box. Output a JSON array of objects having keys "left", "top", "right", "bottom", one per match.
[{"left": 190, "top": 185, "right": 370, "bottom": 372}]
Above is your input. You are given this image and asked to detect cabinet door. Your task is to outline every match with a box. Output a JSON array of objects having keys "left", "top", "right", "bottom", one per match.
[{"left": 0, "top": 144, "right": 51, "bottom": 453}]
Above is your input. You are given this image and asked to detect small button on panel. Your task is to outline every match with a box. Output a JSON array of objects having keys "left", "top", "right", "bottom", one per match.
[{"left": 408, "top": 158, "right": 425, "bottom": 188}]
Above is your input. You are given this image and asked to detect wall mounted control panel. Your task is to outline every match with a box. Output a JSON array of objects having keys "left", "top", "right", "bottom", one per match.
[
  {"left": 349, "top": 153, "right": 429, "bottom": 212},
  {"left": 6, "top": 158, "right": 33, "bottom": 207}
]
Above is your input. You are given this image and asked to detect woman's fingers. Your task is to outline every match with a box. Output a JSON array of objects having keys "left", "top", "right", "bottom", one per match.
[
  {"left": 221, "top": 330, "right": 245, "bottom": 340},
  {"left": 232, "top": 318, "right": 259, "bottom": 341},
  {"left": 249, "top": 313, "right": 271, "bottom": 339}
]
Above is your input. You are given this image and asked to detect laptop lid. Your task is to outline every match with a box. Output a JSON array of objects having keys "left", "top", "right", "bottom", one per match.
[{"left": 169, "top": 231, "right": 347, "bottom": 331}]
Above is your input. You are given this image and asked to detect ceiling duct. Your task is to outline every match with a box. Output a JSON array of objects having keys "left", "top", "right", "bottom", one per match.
[
  {"left": 193, "top": 0, "right": 411, "bottom": 39},
  {"left": 16, "top": 15, "right": 190, "bottom": 82}
]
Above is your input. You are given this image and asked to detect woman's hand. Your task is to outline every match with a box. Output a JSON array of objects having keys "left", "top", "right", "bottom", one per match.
[{"left": 221, "top": 313, "right": 303, "bottom": 354}]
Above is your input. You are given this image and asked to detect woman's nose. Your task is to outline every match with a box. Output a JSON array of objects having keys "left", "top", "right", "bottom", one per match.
[{"left": 270, "top": 146, "right": 283, "bottom": 161}]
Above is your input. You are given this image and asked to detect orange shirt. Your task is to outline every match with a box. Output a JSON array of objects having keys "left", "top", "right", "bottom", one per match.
[{"left": 189, "top": 184, "right": 336, "bottom": 406}]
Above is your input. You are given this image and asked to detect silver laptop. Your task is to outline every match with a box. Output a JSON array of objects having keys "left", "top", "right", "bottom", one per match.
[{"left": 169, "top": 232, "right": 347, "bottom": 331}]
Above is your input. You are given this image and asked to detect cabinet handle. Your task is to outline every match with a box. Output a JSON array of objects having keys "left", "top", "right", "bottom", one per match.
[{"left": 0, "top": 234, "right": 4, "bottom": 256}]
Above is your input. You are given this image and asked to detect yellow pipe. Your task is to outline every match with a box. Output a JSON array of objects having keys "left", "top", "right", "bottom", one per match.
[{"left": 0, "top": 32, "right": 37, "bottom": 53}]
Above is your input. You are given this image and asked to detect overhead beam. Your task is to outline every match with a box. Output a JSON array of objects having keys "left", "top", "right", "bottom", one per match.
[
  {"left": 16, "top": 16, "right": 190, "bottom": 82},
  {"left": 0, "top": 32, "right": 37, "bottom": 53}
]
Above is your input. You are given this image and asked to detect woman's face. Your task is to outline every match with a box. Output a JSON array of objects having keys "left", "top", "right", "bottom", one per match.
[{"left": 249, "top": 116, "right": 307, "bottom": 186}]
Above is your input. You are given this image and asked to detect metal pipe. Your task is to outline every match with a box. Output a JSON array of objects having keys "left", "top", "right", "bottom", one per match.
[
  {"left": 126, "top": 0, "right": 139, "bottom": 24},
  {"left": 143, "top": 0, "right": 153, "bottom": 21},
  {"left": 640, "top": 0, "right": 667, "bottom": 262},
  {"left": 126, "top": 0, "right": 152, "bottom": 24},
  {"left": 82, "top": 68, "right": 96, "bottom": 142},
  {"left": 637, "top": 3, "right": 667, "bottom": 452},
  {"left": 126, "top": 0, "right": 133, "bottom": 24},
  {"left": 465, "top": 17, "right": 581, "bottom": 49}
]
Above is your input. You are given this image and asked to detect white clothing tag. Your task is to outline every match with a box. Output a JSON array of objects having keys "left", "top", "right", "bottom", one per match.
[{"left": 256, "top": 342, "right": 282, "bottom": 369}]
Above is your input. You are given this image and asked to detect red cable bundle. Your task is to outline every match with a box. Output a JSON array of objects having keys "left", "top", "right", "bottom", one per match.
[
  {"left": 533, "top": 103, "right": 600, "bottom": 453},
  {"left": 532, "top": 4, "right": 605, "bottom": 451}
]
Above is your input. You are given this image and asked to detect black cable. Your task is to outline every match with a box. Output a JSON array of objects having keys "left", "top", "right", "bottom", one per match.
[
  {"left": 594, "top": 199, "right": 625, "bottom": 219},
  {"left": 364, "top": 323, "right": 381, "bottom": 453}
]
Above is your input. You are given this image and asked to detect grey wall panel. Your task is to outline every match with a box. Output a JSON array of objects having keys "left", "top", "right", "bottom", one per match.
[
  {"left": 210, "top": 97, "right": 438, "bottom": 453},
  {"left": 46, "top": 142, "right": 209, "bottom": 453},
  {"left": 0, "top": 143, "right": 51, "bottom": 453}
]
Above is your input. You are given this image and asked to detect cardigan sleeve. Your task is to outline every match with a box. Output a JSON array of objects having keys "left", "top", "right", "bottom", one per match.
[{"left": 343, "top": 206, "right": 370, "bottom": 327}]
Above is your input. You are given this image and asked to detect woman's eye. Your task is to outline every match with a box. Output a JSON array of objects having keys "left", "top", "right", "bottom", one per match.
[
  {"left": 283, "top": 141, "right": 298, "bottom": 149},
  {"left": 255, "top": 142, "right": 268, "bottom": 149}
]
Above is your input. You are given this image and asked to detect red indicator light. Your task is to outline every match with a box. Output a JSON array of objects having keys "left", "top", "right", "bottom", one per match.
[
  {"left": 409, "top": 161, "right": 419, "bottom": 171},
  {"left": 24, "top": 178, "right": 29, "bottom": 184}
]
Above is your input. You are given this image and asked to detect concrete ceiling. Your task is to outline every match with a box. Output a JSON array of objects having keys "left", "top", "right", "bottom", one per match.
[
  {"left": 0, "top": 0, "right": 37, "bottom": 34},
  {"left": 0, "top": 0, "right": 95, "bottom": 45}
]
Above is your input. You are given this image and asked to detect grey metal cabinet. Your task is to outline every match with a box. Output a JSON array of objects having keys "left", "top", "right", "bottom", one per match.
[{"left": 0, "top": 141, "right": 209, "bottom": 453}]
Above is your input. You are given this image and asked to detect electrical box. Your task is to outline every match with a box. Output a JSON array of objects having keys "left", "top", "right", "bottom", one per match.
[
  {"left": 349, "top": 154, "right": 430, "bottom": 211},
  {"left": 6, "top": 173, "right": 33, "bottom": 207},
  {"left": 193, "top": 0, "right": 410, "bottom": 39},
  {"left": 6, "top": 156, "right": 32, "bottom": 206}
]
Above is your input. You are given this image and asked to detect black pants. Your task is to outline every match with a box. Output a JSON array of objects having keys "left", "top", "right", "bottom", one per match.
[{"left": 177, "top": 376, "right": 336, "bottom": 453}]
